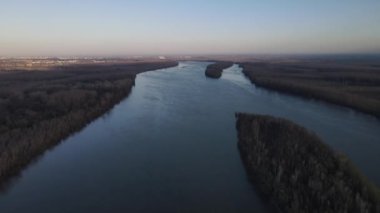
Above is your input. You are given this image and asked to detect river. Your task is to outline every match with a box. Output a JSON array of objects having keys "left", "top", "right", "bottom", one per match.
[{"left": 0, "top": 61, "right": 379, "bottom": 212}]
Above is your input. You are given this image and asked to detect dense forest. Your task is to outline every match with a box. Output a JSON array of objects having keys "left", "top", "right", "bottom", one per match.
[
  {"left": 236, "top": 113, "right": 380, "bottom": 212},
  {"left": 239, "top": 62, "right": 380, "bottom": 118},
  {"left": 0, "top": 61, "right": 178, "bottom": 189},
  {"left": 204, "top": 62, "right": 233, "bottom": 78}
]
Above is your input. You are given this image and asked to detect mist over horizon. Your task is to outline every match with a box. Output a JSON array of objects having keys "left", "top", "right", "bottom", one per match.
[{"left": 1, "top": 0, "right": 380, "bottom": 57}]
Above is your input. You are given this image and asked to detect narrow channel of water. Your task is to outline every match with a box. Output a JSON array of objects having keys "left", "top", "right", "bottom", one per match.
[{"left": 0, "top": 62, "right": 379, "bottom": 212}]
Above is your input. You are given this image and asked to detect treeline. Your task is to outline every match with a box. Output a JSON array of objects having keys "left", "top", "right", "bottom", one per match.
[
  {"left": 239, "top": 62, "right": 380, "bottom": 118},
  {"left": 0, "top": 61, "right": 178, "bottom": 189},
  {"left": 236, "top": 113, "right": 380, "bottom": 212},
  {"left": 205, "top": 62, "right": 233, "bottom": 78}
]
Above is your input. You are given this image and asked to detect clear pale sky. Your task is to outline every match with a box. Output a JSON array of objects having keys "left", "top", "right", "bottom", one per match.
[{"left": 1, "top": 0, "right": 380, "bottom": 56}]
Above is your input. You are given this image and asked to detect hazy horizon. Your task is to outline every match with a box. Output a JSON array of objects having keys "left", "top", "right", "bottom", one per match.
[{"left": 1, "top": 0, "right": 380, "bottom": 57}]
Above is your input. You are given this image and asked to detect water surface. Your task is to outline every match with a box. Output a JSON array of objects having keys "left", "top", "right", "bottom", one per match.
[{"left": 0, "top": 62, "right": 379, "bottom": 212}]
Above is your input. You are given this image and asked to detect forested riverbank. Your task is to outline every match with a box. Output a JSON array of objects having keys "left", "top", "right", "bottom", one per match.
[
  {"left": 0, "top": 61, "right": 178, "bottom": 189},
  {"left": 240, "top": 62, "right": 380, "bottom": 118}
]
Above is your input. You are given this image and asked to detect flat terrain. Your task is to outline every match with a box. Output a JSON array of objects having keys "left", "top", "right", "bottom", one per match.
[
  {"left": 0, "top": 57, "right": 170, "bottom": 71},
  {"left": 0, "top": 61, "right": 178, "bottom": 189},
  {"left": 239, "top": 59, "right": 380, "bottom": 118}
]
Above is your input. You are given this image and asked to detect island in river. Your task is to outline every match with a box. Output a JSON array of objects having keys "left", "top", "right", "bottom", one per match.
[
  {"left": 204, "top": 61, "right": 233, "bottom": 78},
  {"left": 0, "top": 56, "right": 377, "bottom": 213},
  {"left": 236, "top": 113, "right": 380, "bottom": 213}
]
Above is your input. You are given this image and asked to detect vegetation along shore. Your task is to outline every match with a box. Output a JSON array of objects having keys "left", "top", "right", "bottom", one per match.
[
  {"left": 236, "top": 113, "right": 380, "bottom": 212},
  {"left": 239, "top": 61, "right": 380, "bottom": 118},
  {"left": 0, "top": 61, "right": 178, "bottom": 189}
]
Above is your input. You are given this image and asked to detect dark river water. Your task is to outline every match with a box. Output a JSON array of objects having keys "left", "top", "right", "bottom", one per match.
[{"left": 0, "top": 62, "right": 379, "bottom": 212}]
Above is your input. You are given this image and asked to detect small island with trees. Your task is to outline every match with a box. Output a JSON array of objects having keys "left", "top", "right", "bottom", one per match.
[{"left": 204, "top": 61, "right": 233, "bottom": 78}]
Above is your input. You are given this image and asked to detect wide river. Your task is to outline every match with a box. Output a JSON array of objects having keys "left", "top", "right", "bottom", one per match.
[{"left": 0, "top": 62, "right": 379, "bottom": 212}]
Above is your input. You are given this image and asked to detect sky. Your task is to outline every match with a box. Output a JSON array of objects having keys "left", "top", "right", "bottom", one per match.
[{"left": 0, "top": 0, "right": 380, "bottom": 56}]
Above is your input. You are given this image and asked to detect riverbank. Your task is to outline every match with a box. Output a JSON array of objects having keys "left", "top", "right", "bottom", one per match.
[
  {"left": 0, "top": 61, "right": 178, "bottom": 189},
  {"left": 239, "top": 61, "right": 380, "bottom": 118},
  {"left": 236, "top": 113, "right": 380, "bottom": 212},
  {"left": 205, "top": 62, "right": 233, "bottom": 78}
]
